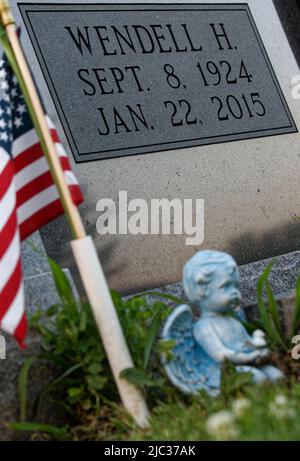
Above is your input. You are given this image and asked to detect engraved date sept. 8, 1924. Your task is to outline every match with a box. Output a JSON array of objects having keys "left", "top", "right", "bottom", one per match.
[{"left": 74, "top": 23, "right": 266, "bottom": 136}]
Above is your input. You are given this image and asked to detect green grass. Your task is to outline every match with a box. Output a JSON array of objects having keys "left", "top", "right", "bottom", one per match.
[
  {"left": 11, "top": 378, "right": 300, "bottom": 441},
  {"left": 126, "top": 380, "right": 300, "bottom": 441},
  {"left": 62, "top": 371, "right": 300, "bottom": 441}
]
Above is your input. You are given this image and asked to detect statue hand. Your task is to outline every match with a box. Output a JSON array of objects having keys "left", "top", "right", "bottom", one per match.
[
  {"left": 225, "top": 347, "right": 269, "bottom": 365},
  {"left": 251, "top": 330, "right": 267, "bottom": 348},
  {"left": 252, "top": 347, "right": 270, "bottom": 364}
]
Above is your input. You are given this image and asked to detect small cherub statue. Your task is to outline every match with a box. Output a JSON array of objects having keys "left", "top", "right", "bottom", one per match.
[{"left": 162, "top": 250, "right": 283, "bottom": 396}]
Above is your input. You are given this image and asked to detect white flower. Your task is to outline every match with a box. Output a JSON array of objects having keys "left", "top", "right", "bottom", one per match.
[
  {"left": 269, "top": 394, "right": 295, "bottom": 419},
  {"left": 232, "top": 398, "right": 251, "bottom": 417},
  {"left": 206, "top": 410, "right": 239, "bottom": 441},
  {"left": 274, "top": 395, "right": 287, "bottom": 406}
]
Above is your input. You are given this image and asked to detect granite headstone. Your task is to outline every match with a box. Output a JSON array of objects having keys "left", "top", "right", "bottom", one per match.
[
  {"left": 8, "top": 0, "right": 300, "bottom": 294},
  {"left": 18, "top": 3, "right": 297, "bottom": 161}
]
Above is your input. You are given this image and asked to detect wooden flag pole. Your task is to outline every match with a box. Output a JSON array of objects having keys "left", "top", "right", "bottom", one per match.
[{"left": 0, "top": 0, "right": 150, "bottom": 428}]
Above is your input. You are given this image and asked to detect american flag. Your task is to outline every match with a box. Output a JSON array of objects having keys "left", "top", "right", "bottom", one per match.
[{"left": 0, "top": 53, "right": 83, "bottom": 348}]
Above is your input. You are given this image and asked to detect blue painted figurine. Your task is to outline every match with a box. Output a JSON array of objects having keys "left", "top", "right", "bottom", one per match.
[{"left": 162, "top": 250, "right": 283, "bottom": 396}]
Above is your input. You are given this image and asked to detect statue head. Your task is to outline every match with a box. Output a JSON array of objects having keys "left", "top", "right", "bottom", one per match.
[{"left": 183, "top": 250, "right": 241, "bottom": 313}]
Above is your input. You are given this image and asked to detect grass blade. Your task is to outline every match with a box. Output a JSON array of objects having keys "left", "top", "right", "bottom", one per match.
[
  {"left": 120, "top": 367, "right": 161, "bottom": 388},
  {"left": 256, "top": 261, "right": 288, "bottom": 351},
  {"left": 35, "top": 362, "right": 84, "bottom": 417},
  {"left": 266, "top": 281, "right": 281, "bottom": 333},
  {"left": 48, "top": 258, "right": 75, "bottom": 306},
  {"left": 256, "top": 262, "right": 275, "bottom": 334},
  {"left": 8, "top": 422, "right": 71, "bottom": 440},
  {"left": 18, "top": 357, "right": 36, "bottom": 422},
  {"left": 143, "top": 312, "right": 163, "bottom": 370}
]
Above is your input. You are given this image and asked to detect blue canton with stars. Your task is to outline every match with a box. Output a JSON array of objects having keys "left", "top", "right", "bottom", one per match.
[{"left": 0, "top": 55, "right": 29, "bottom": 157}]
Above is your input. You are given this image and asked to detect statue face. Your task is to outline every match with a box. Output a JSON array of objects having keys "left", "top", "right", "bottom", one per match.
[{"left": 200, "top": 266, "right": 241, "bottom": 313}]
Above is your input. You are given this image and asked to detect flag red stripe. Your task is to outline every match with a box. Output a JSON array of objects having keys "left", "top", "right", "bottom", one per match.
[
  {"left": 16, "top": 171, "right": 54, "bottom": 206},
  {"left": 14, "top": 142, "right": 43, "bottom": 173},
  {"left": 50, "top": 128, "right": 59, "bottom": 144},
  {"left": 60, "top": 156, "right": 71, "bottom": 171},
  {"left": 69, "top": 184, "right": 84, "bottom": 204},
  {"left": 15, "top": 149, "right": 81, "bottom": 208},
  {"left": 0, "top": 258, "right": 22, "bottom": 319},
  {"left": 0, "top": 210, "right": 17, "bottom": 259},
  {"left": 14, "top": 130, "right": 63, "bottom": 173},
  {"left": 19, "top": 198, "right": 64, "bottom": 240},
  {"left": 0, "top": 159, "right": 14, "bottom": 201},
  {"left": 13, "top": 313, "right": 27, "bottom": 350},
  {"left": 19, "top": 185, "right": 83, "bottom": 241}
]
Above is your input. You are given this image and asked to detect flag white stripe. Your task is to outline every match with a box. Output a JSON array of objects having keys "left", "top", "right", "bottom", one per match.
[
  {"left": 0, "top": 147, "right": 10, "bottom": 173},
  {"left": 13, "top": 132, "right": 69, "bottom": 161},
  {"left": 17, "top": 184, "right": 59, "bottom": 224},
  {"left": 12, "top": 114, "right": 65, "bottom": 157},
  {"left": 65, "top": 170, "right": 78, "bottom": 186},
  {"left": 13, "top": 115, "right": 53, "bottom": 156},
  {"left": 15, "top": 156, "right": 78, "bottom": 193},
  {"left": 15, "top": 157, "right": 50, "bottom": 190},
  {"left": 55, "top": 143, "right": 68, "bottom": 158},
  {"left": 12, "top": 128, "right": 38, "bottom": 157},
  {"left": 0, "top": 229, "right": 20, "bottom": 292},
  {"left": 46, "top": 115, "right": 55, "bottom": 129},
  {"left": 0, "top": 180, "right": 16, "bottom": 232},
  {"left": 1, "top": 282, "right": 24, "bottom": 334}
]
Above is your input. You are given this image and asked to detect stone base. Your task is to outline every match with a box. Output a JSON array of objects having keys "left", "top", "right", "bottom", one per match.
[{"left": 142, "top": 250, "right": 300, "bottom": 308}]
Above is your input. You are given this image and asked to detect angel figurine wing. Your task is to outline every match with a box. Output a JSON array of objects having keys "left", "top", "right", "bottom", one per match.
[{"left": 161, "top": 305, "right": 221, "bottom": 396}]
